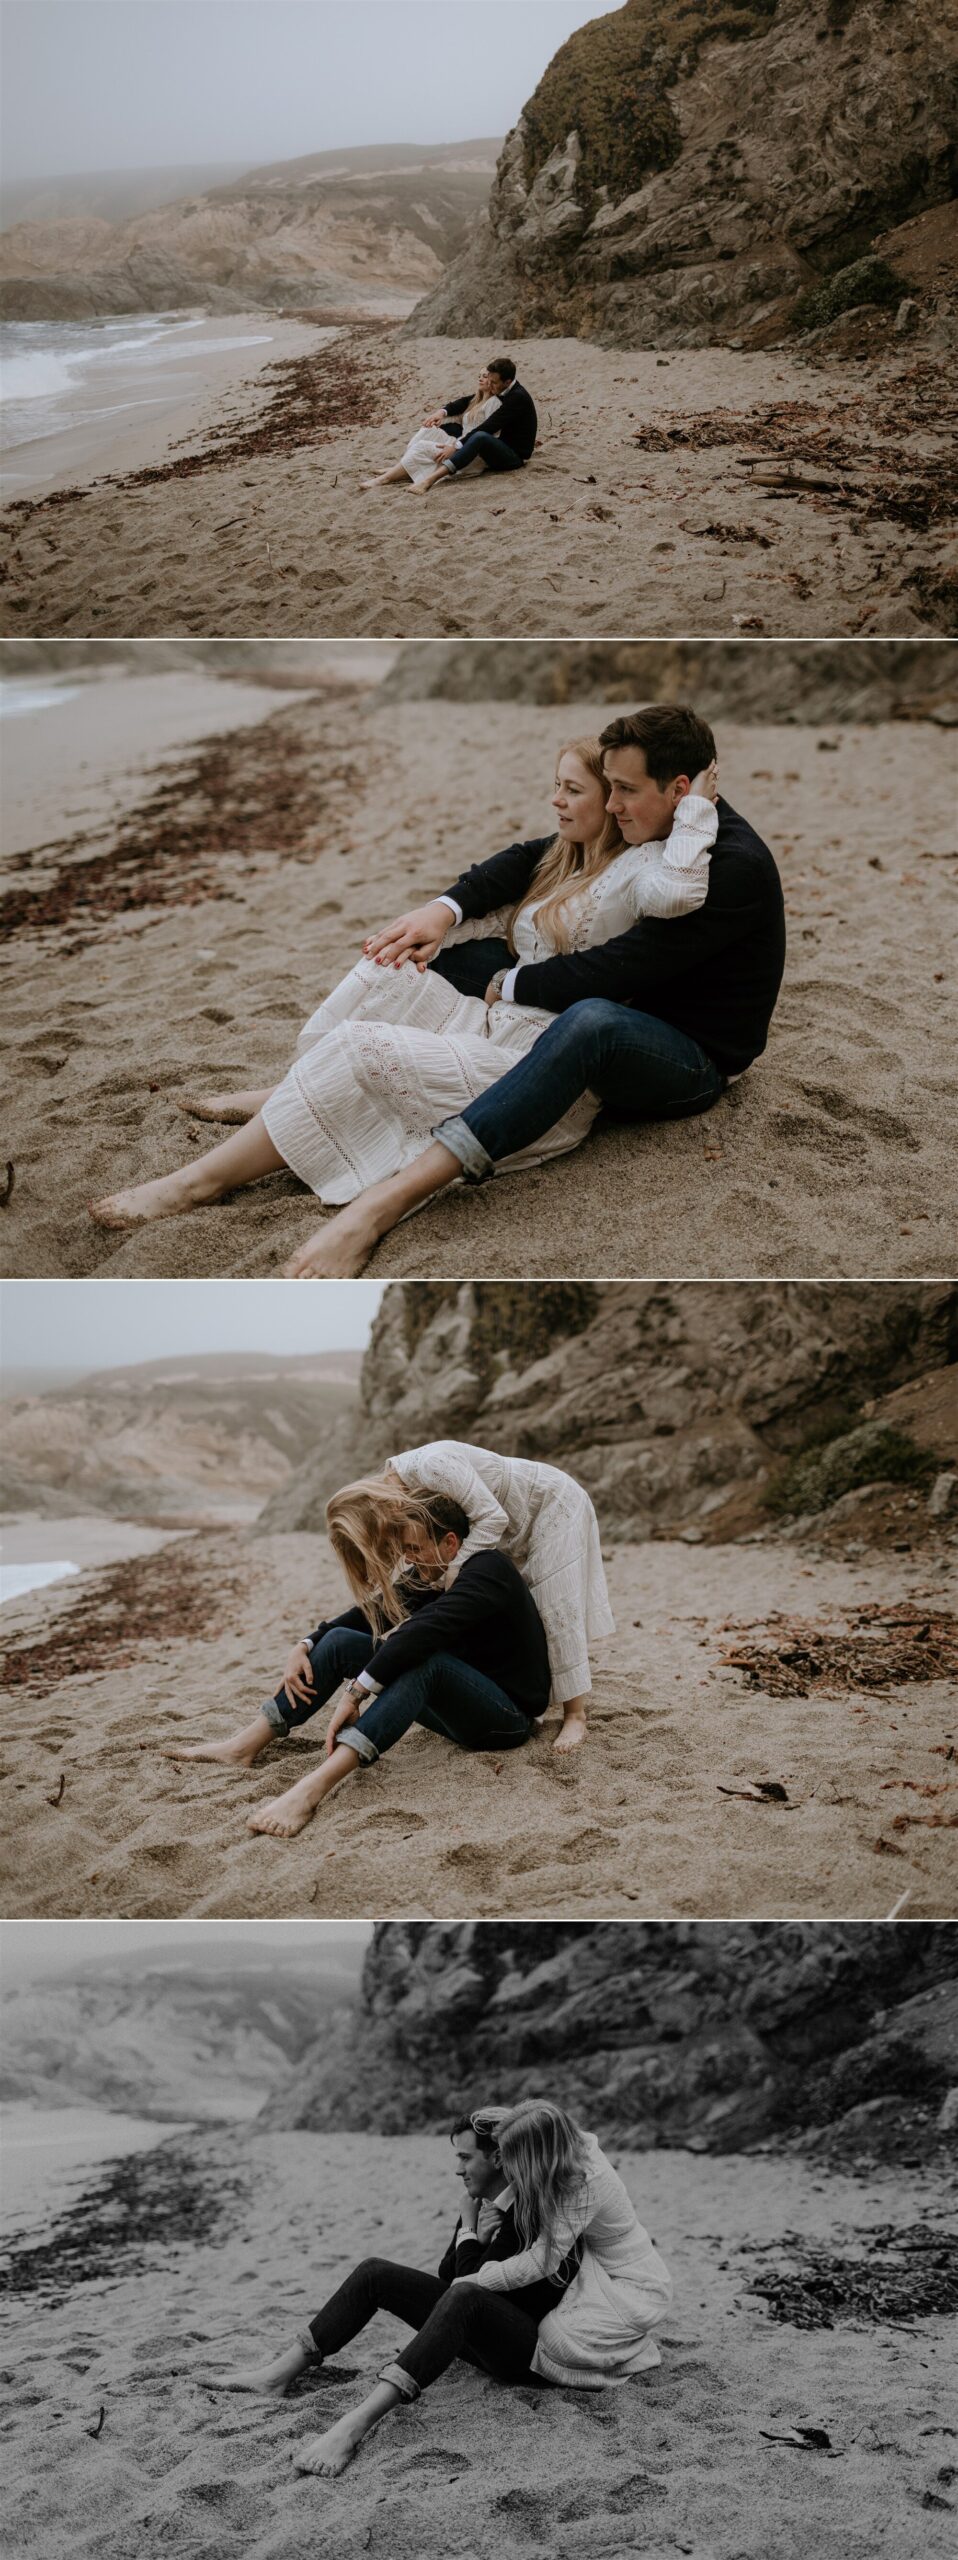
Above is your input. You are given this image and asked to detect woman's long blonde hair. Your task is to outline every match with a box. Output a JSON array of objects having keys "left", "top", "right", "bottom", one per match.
[
  {"left": 326, "top": 1472, "right": 446, "bottom": 1632},
  {"left": 472, "top": 2099, "right": 591, "bottom": 2256},
  {"left": 506, "top": 736, "right": 625, "bottom": 956}
]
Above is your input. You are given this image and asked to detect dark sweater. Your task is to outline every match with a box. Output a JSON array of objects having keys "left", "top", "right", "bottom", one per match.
[
  {"left": 307, "top": 1551, "right": 551, "bottom": 1721},
  {"left": 443, "top": 797, "right": 786, "bottom": 1075},
  {"left": 437, "top": 2199, "right": 579, "bottom": 2323},
  {"left": 444, "top": 382, "right": 538, "bottom": 462}
]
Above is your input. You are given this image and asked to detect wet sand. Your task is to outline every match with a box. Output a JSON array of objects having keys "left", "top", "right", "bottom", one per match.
[
  {"left": 1, "top": 1528, "right": 954, "bottom": 1921},
  {"left": 1, "top": 332, "right": 953, "bottom": 636},
  {"left": 1, "top": 2124, "right": 954, "bottom": 2560},
  {"left": 1, "top": 682, "right": 954, "bottom": 1282}
]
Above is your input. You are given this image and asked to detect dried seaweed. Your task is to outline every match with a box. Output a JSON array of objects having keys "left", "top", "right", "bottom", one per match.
[
  {"left": 0, "top": 1542, "right": 250, "bottom": 1698},
  {"left": 720, "top": 1603, "right": 958, "bottom": 1697},
  {"left": 746, "top": 2223, "right": 958, "bottom": 2328},
  {"left": 632, "top": 369, "right": 957, "bottom": 534}
]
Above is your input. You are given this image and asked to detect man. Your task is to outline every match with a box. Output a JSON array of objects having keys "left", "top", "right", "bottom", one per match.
[
  {"left": 285, "top": 703, "right": 785, "bottom": 1277},
  {"left": 414, "top": 354, "right": 538, "bottom": 493},
  {"left": 205, "top": 2113, "right": 577, "bottom": 2477},
  {"left": 164, "top": 1492, "right": 549, "bottom": 1838}
]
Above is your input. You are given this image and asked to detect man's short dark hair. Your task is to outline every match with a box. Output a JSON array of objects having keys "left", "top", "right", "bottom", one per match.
[
  {"left": 421, "top": 1492, "right": 471, "bottom": 1545},
  {"left": 488, "top": 356, "right": 516, "bottom": 384},
  {"left": 451, "top": 2112, "right": 497, "bottom": 2153},
  {"left": 600, "top": 704, "right": 716, "bottom": 788}
]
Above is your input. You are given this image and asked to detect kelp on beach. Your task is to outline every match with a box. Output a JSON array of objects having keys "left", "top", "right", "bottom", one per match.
[
  {"left": 0, "top": 2140, "right": 242, "bottom": 2307},
  {"left": 0, "top": 1539, "right": 251, "bottom": 1698},
  {"left": 631, "top": 366, "right": 958, "bottom": 539},
  {"left": 720, "top": 1603, "right": 958, "bottom": 1701},
  {"left": 745, "top": 2223, "right": 958, "bottom": 2329}
]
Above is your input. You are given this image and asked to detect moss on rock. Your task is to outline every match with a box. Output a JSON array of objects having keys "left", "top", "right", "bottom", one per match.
[{"left": 521, "top": 0, "right": 782, "bottom": 203}]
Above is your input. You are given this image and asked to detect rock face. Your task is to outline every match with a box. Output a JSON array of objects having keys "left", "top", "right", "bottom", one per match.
[
  {"left": 408, "top": 0, "right": 957, "bottom": 346},
  {"left": 254, "top": 1282, "right": 957, "bottom": 1544},
  {"left": 1, "top": 1352, "right": 359, "bottom": 1524},
  {"left": 0, "top": 1959, "right": 356, "bottom": 2122},
  {"left": 377, "top": 639, "right": 958, "bottom": 725},
  {"left": 259, "top": 1921, "right": 958, "bottom": 2160},
  {"left": 0, "top": 146, "right": 499, "bottom": 322}
]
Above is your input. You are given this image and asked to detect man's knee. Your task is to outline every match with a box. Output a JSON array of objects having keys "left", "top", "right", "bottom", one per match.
[
  {"left": 354, "top": 2255, "right": 393, "bottom": 2286},
  {"left": 548, "top": 998, "right": 624, "bottom": 1061}
]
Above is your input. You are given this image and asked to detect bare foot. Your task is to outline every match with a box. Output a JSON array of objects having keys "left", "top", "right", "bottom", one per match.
[
  {"left": 175, "top": 1089, "right": 270, "bottom": 1124},
  {"left": 554, "top": 1715, "right": 589, "bottom": 1753},
  {"left": 201, "top": 2342, "right": 308, "bottom": 2393},
  {"left": 248, "top": 1773, "right": 324, "bottom": 1837},
  {"left": 90, "top": 1170, "right": 203, "bottom": 1229},
  {"left": 284, "top": 1203, "right": 381, "bottom": 1279},
  {"left": 293, "top": 2416, "right": 364, "bottom": 2477},
  {"left": 158, "top": 1736, "right": 263, "bottom": 1766}
]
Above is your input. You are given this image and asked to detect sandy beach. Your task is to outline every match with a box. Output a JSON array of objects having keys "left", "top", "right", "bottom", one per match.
[
  {"left": 1, "top": 675, "right": 954, "bottom": 1282},
  {"left": 1, "top": 2122, "right": 954, "bottom": 2560},
  {"left": 1, "top": 314, "right": 335, "bottom": 500},
  {"left": 1, "top": 1524, "right": 954, "bottom": 1922},
  {"left": 1, "top": 331, "right": 954, "bottom": 637}
]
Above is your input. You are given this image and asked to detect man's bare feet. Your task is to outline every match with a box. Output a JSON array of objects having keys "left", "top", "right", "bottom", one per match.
[
  {"left": 248, "top": 1772, "right": 325, "bottom": 1837},
  {"left": 293, "top": 2416, "right": 364, "bottom": 2476},
  {"left": 554, "top": 1714, "right": 589, "bottom": 1753},
  {"left": 175, "top": 1090, "right": 271, "bottom": 1124},
  {"left": 90, "top": 1169, "right": 203, "bottom": 1228},
  {"left": 284, "top": 1203, "right": 381, "bottom": 1279},
  {"left": 201, "top": 2341, "right": 309, "bottom": 2393}
]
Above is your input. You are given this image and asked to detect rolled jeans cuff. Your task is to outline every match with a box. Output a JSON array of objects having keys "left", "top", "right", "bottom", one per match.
[
  {"left": 262, "top": 1695, "right": 292, "bottom": 1736},
  {"left": 432, "top": 1113, "right": 494, "bottom": 1184},
  {"left": 298, "top": 2326, "right": 321, "bottom": 2359},
  {"left": 380, "top": 2360, "right": 420, "bottom": 2401},
  {"left": 341, "top": 1720, "right": 379, "bottom": 1765}
]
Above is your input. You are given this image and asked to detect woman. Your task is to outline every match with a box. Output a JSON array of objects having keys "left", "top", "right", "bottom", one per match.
[
  {"left": 90, "top": 742, "right": 718, "bottom": 1260},
  {"left": 360, "top": 371, "right": 501, "bottom": 491},
  {"left": 205, "top": 2100, "right": 671, "bottom": 2481}
]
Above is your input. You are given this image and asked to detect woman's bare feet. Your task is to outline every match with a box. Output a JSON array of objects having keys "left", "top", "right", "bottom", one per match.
[
  {"left": 90, "top": 1169, "right": 207, "bottom": 1229},
  {"left": 248, "top": 1771, "right": 326, "bottom": 1836},
  {"left": 175, "top": 1090, "right": 271, "bottom": 1124},
  {"left": 284, "top": 1202, "right": 381, "bottom": 1279},
  {"left": 554, "top": 1711, "right": 589, "bottom": 1753},
  {"left": 293, "top": 2415, "right": 365, "bottom": 2476}
]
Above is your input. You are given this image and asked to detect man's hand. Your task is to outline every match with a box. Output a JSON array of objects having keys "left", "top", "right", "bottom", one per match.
[
  {"left": 364, "top": 899, "right": 453, "bottom": 971},
  {"left": 690, "top": 758, "right": 719, "bottom": 803},
  {"left": 282, "top": 1642, "right": 316, "bottom": 1709},
  {"left": 325, "top": 1685, "right": 363, "bottom": 1757}
]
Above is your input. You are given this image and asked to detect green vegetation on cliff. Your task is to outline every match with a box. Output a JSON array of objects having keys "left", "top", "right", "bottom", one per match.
[{"left": 521, "top": 0, "right": 781, "bottom": 201}]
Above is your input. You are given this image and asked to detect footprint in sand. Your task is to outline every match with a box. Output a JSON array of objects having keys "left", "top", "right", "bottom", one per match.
[{"left": 356, "top": 1808, "right": 426, "bottom": 1836}]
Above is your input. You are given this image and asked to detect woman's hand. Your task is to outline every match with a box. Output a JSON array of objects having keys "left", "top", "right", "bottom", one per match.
[
  {"left": 364, "top": 900, "right": 453, "bottom": 970},
  {"left": 690, "top": 758, "right": 719, "bottom": 803},
  {"left": 282, "top": 1641, "right": 316, "bottom": 1708},
  {"left": 325, "top": 1686, "right": 363, "bottom": 1757}
]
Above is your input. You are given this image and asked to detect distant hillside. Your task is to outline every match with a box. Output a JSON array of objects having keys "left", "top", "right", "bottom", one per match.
[
  {"left": 378, "top": 640, "right": 958, "bottom": 726},
  {"left": 0, "top": 138, "right": 500, "bottom": 321},
  {"left": 0, "top": 1959, "right": 357, "bottom": 2121},
  {"left": 1, "top": 1352, "right": 360, "bottom": 1525}
]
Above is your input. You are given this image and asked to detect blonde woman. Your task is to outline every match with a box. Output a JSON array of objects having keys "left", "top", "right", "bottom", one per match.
[
  {"left": 267, "top": 2101, "right": 671, "bottom": 2479},
  {"left": 90, "top": 741, "right": 718, "bottom": 1250},
  {"left": 360, "top": 367, "right": 502, "bottom": 491}
]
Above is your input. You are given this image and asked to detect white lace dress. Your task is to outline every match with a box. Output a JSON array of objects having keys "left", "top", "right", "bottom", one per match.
[
  {"left": 473, "top": 2133, "right": 672, "bottom": 2389},
  {"left": 261, "top": 794, "right": 717, "bottom": 1207},
  {"left": 400, "top": 392, "right": 500, "bottom": 485},
  {"left": 389, "top": 1439, "right": 615, "bottom": 1704}
]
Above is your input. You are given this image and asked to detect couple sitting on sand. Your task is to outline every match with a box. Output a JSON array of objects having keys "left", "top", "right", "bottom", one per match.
[
  {"left": 360, "top": 354, "right": 538, "bottom": 495},
  {"left": 92, "top": 703, "right": 786, "bottom": 1278},
  {"left": 203, "top": 2099, "right": 672, "bottom": 2479},
  {"left": 168, "top": 1439, "right": 614, "bottom": 1836}
]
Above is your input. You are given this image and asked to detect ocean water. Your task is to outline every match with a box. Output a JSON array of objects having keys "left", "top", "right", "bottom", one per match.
[
  {"left": 0, "top": 1560, "right": 80, "bottom": 1605},
  {"left": 0, "top": 679, "right": 87, "bottom": 720},
  {"left": 0, "top": 312, "right": 275, "bottom": 457},
  {"left": 0, "top": 2105, "right": 191, "bottom": 2236}
]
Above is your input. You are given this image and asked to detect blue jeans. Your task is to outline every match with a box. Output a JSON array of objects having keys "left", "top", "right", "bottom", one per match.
[
  {"left": 449, "top": 430, "right": 526, "bottom": 475},
  {"left": 263, "top": 1624, "right": 531, "bottom": 1760},
  {"left": 433, "top": 998, "right": 726, "bottom": 1180}
]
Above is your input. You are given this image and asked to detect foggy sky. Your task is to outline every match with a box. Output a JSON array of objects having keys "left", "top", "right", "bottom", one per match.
[
  {"left": 2, "top": 1, "right": 621, "bottom": 187},
  {"left": 0, "top": 1278, "right": 384, "bottom": 1371},
  {"left": 0, "top": 1920, "right": 372, "bottom": 1987}
]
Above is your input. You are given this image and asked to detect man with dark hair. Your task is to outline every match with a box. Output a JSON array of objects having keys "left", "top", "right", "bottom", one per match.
[
  {"left": 163, "top": 1489, "right": 548, "bottom": 1837},
  {"left": 414, "top": 355, "right": 538, "bottom": 492},
  {"left": 203, "top": 2113, "right": 578, "bottom": 2476}
]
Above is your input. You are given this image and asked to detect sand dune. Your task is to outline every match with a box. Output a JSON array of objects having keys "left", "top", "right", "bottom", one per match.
[
  {"left": 1, "top": 332, "right": 952, "bottom": 636},
  {"left": 1, "top": 685, "right": 954, "bottom": 1282},
  {"left": 1, "top": 1527, "right": 954, "bottom": 1922},
  {"left": 2, "top": 2125, "right": 954, "bottom": 2560}
]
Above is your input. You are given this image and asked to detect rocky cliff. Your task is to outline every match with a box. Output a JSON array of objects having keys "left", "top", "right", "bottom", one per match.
[
  {"left": 408, "top": 0, "right": 957, "bottom": 347},
  {"left": 258, "top": 1921, "right": 958, "bottom": 2161},
  {"left": 0, "top": 142, "right": 500, "bottom": 322},
  {"left": 1, "top": 1352, "right": 359, "bottom": 1524},
  {"left": 378, "top": 639, "right": 958, "bottom": 724},
  {"left": 0, "top": 1958, "right": 357, "bottom": 2121},
  {"left": 254, "top": 1281, "right": 957, "bottom": 1544}
]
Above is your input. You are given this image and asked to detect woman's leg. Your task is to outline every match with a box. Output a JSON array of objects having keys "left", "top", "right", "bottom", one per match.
[
  {"left": 284, "top": 1138, "right": 462, "bottom": 1278},
  {"left": 90, "top": 1112, "right": 288, "bottom": 1230},
  {"left": 554, "top": 1695, "right": 590, "bottom": 1754},
  {"left": 175, "top": 1087, "right": 275, "bottom": 1124},
  {"left": 359, "top": 464, "right": 412, "bottom": 489}
]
